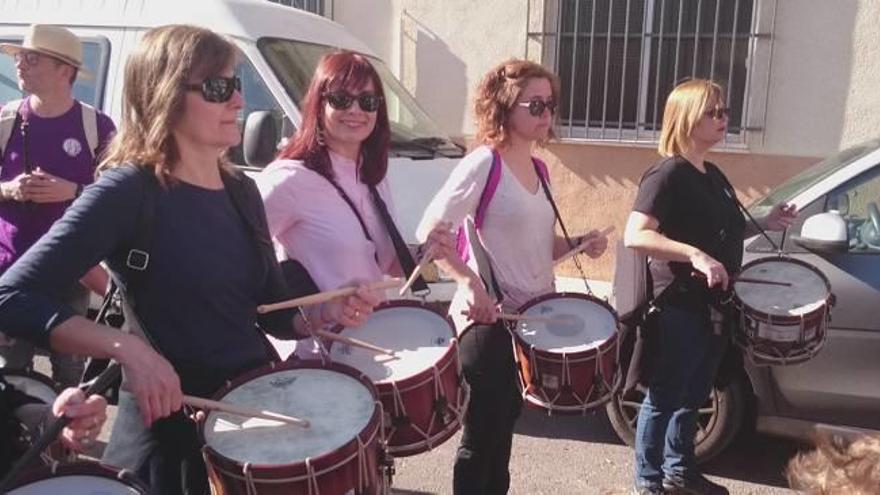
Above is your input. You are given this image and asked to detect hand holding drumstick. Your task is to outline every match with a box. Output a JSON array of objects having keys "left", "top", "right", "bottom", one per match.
[{"left": 554, "top": 226, "right": 614, "bottom": 266}]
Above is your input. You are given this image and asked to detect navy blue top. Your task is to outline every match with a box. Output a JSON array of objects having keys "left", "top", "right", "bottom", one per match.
[{"left": 0, "top": 165, "right": 298, "bottom": 395}]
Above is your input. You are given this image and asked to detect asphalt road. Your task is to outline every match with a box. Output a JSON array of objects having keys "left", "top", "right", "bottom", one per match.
[{"left": 78, "top": 399, "right": 802, "bottom": 494}]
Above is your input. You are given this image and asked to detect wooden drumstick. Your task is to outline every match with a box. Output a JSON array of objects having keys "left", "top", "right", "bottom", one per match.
[
  {"left": 460, "top": 311, "right": 574, "bottom": 325},
  {"left": 554, "top": 225, "right": 615, "bottom": 266},
  {"left": 313, "top": 329, "right": 398, "bottom": 357},
  {"left": 734, "top": 276, "right": 793, "bottom": 287},
  {"left": 399, "top": 246, "right": 435, "bottom": 296},
  {"left": 184, "top": 395, "right": 310, "bottom": 428},
  {"left": 257, "top": 278, "right": 404, "bottom": 314}
]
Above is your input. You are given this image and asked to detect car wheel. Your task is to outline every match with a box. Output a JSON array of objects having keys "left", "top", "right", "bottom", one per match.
[{"left": 605, "top": 375, "right": 747, "bottom": 463}]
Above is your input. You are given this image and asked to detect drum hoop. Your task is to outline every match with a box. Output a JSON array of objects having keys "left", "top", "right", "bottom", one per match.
[
  {"left": 371, "top": 340, "right": 460, "bottom": 393},
  {"left": 1, "top": 369, "right": 61, "bottom": 396},
  {"left": 733, "top": 257, "right": 833, "bottom": 324},
  {"left": 199, "top": 360, "right": 383, "bottom": 471},
  {"left": 329, "top": 298, "right": 455, "bottom": 334},
  {"left": 202, "top": 411, "right": 382, "bottom": 482},
  {"left": 508, "top": 292, "right": 619, "bottom": 355},
  {"left": 7, "top": 461, "right": 147, "bottom": 492}
]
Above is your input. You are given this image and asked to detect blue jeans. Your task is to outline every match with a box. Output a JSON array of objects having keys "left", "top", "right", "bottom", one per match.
[{"left": 634, "top": 305, "right": 727, "bottom": 487}]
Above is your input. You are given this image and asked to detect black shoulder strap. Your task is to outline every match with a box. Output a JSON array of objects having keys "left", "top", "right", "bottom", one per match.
[
  {"left": 368, "top": 185, "right": 429, "bottom": 294},
  {"left": 122, "top": 169, "right": 158, "bottom": 296},
  {"left": 535, "top": 160, "right": 576, "bottom": 249},
  {"left": 320, "top": 173, "right": 381, "bottom": 264}
]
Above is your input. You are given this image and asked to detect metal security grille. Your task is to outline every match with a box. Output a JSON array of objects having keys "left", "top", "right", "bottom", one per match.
[
  {"left": 267, "top": 0, "right": 325, "bottom": 15},
  {"left": 528, "top": 0, "right": 774, "bottom": 143}
]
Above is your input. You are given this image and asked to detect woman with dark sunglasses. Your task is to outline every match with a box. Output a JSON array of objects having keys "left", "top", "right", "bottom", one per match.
[
  {"left": 256, "top": 51, "right": 454, "bottom": 359},
  {"left": 624, "top": 79, "right": 795, "bottom": 495},
  {"left": 415, "top": 59, "right": 609, "bottom": 494},
  {"left": 0, "top": 25, "right": 371, "bottom": 494}
]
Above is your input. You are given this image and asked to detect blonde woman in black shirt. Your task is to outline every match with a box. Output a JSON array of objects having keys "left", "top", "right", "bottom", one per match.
[{"left": 624, "top": 79, "right": 796, "bottom": 495}]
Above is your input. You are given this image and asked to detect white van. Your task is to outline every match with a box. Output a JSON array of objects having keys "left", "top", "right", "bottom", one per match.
[{"left": 0, "top": 0, "right": 463, "bottom": 248}]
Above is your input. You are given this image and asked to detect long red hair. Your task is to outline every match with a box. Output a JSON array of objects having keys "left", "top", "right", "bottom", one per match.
[{"left": 277, "top": 51, "right": 390, "bottom": 186}]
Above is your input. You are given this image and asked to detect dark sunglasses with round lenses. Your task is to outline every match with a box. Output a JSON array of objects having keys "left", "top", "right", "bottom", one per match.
[
  {"left": 184, "top": 76, "right": 241, "bottom": 103},
  {"left": 516, "top": 98, "right": 557, "bottom": 117},
  {"left": 324, "top": 91, "right": 384, "bottom": 113},
  {"left": 705, "top": 106, "right": 731, "bottom": 120}
]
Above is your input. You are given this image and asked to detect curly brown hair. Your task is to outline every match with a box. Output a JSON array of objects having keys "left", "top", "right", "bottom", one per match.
[
  {"left": 473, "top": 59, "right": 559, "bottom": 148},
  {"left": 787, "top": 432, "right": 880, "bottom": 494}
]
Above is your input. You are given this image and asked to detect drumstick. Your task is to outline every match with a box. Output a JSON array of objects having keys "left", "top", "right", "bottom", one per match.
[
  {"left": 399, "top": 246, "right": 435, "bottom": 296},
  {"left": 734, "top": 277, "right": 793, "bottom": 287},
  {"left": 257, "top": 278, "right": 404, "bottom": 314},
  {"left": 184, "top": 395, "right": 310, "bottom": 428},
  {"left": 460, "top": 311, "right": 574, "bottom": 325},
  {"left": 313, "top": 329, "right": 398, "bottom": 357},
  {"left": 554, "top": 226, "right": 615, "bottom": 266}
]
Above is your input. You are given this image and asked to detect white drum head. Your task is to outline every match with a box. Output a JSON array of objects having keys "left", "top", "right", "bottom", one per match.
[
  {"left": 204, "top": 368, "right": 375, "bottom": 465},
  {"left": 736, "top": 261, "right": 829, "bottom": 317},
  {"left": 330, "top": 305, "right": 453, "bottom": 383},
  {"left": 515, "top": 297, "right": 616, "bottom": 353},
  {"left": 9, "top": 475, "right": 141, "bottom": 494},
  {"left": 4, "top": 374, "right": 57, "bottom": 405}
]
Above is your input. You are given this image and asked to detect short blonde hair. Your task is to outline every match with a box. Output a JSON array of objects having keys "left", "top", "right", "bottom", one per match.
[
  {"left": 98, "top": 25, "right": 236, "bottom": 185},
  {"left": 657, "top": 79, "right": 724, "bottom": 158},
  {"left": 473, "top": 59, "right": 559, "bottom": 148},
  {"left": 787, "top": 433, "right": 880, "bottom": 494}
]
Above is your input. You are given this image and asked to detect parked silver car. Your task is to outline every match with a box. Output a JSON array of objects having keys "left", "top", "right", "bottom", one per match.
[{"left": 606, "top": 137, "right": 880, "bottom": 461}]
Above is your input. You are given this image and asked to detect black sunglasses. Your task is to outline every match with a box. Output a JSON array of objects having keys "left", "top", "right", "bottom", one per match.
[
  {"left": 324, "top": 91, "right": 383, "bottom": 112},
  {"left": 184, "top": 76, "right": 241, "bottom": 103},
  {"left": 705, "top": 106, "right": 731, "bottom": 120},
  {"left": 516, "top": 98, "right": 557, "bottom": 117}
]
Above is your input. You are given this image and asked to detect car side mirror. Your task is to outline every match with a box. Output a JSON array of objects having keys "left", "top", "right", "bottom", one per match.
[
  {"left": 791, "top": 211, "right": 849, "bottom": 253},
  {"left": 242, "top": 111, "right": 279, "bottom": 168}
]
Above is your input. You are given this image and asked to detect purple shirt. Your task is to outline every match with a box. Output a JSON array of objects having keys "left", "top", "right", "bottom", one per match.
[{"left": 0, "top": 97, "right": 115, "bottom": 273}]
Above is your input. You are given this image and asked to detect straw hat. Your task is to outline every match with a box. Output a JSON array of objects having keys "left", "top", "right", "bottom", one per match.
[{"left": 0, "top": 24, "right": 84, "bottom": 69}]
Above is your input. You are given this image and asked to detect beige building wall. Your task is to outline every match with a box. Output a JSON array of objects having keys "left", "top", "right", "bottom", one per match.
[{"left": 332, "top": 0, "right": 876, "bottom": 279}]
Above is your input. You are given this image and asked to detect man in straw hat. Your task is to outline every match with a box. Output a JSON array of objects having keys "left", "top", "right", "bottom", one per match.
[{"left": 0, "top": 24, "right": 115, "bottom": 387}]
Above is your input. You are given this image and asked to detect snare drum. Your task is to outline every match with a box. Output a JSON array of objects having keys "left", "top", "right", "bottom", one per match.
[
  {"left": 6, "top": 462, "right": 147, "bottom": 494},
  {"left": 201, "top": 361, "right": 385, "bottom": 495},
  {"left": 2, "top": 370, "right": 59, "bottom": 405},
  {"left": 733, "top": 257, "right": 832, "bottom": 366},
  {"left": 510, "top": 293, "right": 619, "bottom": 414},
  {"left": 328, "top": 301, "right": 466, "bottom": 457},
  {"left": 1, "top": 370, "right": 70, "bottom": 464}
]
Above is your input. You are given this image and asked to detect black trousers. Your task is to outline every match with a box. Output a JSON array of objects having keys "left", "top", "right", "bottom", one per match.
[{"left": 454, "top": 322, "right": 523, "bottom": 495}]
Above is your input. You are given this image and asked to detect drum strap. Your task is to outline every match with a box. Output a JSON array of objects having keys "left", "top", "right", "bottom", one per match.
[{"left": 320, "top": 172, "right": 429, "bottom": 293}]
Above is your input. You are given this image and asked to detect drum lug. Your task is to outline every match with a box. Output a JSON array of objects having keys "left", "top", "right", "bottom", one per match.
[{"left": 391, "top": 414, "right": 411, "bottom": 428}]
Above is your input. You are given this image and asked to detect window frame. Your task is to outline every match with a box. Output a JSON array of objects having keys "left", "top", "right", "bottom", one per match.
[{"left": 526, "top": 0, "right": 777, "bottom": 148}]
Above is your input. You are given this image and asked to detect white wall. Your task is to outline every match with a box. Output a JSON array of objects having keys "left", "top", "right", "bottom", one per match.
[{"left": 335, "top": 0, "right": 880, "bottom": 156}]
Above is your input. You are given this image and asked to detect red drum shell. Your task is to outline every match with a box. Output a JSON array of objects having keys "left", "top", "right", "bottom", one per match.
[
  {"left": 328, "top": 300, "right": 465, "bottom": 457},
  {"left": 200, "top": 360, "right": 384, "bottom": 495},
  {"left": 509, "top": 292, "right": 619, "bottom": 414}
]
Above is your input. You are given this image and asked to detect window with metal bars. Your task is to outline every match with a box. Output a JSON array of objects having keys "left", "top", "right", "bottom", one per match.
[
  {"left": 266, "top": 0, "right": 325, "bottom": 15},
  {"left": 529, "top": 0, "right": 771, "bottom": 143}
]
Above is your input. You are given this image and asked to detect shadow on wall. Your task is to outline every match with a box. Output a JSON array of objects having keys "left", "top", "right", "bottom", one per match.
[{"left": 399, "top": 10, "right": 467, "bottom": 137}]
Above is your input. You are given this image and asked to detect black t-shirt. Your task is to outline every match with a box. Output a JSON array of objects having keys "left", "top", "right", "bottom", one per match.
[{"left": 632, "top": 156, "right": 745, "bottom": 310}]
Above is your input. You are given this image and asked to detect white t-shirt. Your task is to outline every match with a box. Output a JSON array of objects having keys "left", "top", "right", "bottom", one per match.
[{"left": 416, "top": 145, "right": 556, "bottom": 332}]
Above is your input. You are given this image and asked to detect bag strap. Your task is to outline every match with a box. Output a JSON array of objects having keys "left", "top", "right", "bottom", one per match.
[
  {"left": 369, "top": 185, "right": 429, "bottom": 294},
  {"left": 0, "top": 99, "right": 23, "bottom": 165},
  {"left": 320, "top": 173, "right": 380, "bottom": 264},
  {"left": 79, "top": 102, "right": 100, "bottom": 158}
]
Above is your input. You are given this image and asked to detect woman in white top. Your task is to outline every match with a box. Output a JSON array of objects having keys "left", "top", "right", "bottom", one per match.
[
  {"left": 257, "top": 51, "right": 453, "bottom": 358},
  {"left": 416, "top": 59, "right": 609, "bottom": 495}
]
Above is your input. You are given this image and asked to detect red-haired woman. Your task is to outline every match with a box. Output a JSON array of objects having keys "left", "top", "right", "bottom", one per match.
[{"left": 256, "top": 51, "right": 453, "bottom": 357}]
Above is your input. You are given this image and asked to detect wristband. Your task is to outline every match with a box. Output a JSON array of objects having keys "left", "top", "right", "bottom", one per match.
[{"left": 74, "top": 183, "right": 84, "bottom": 198}]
